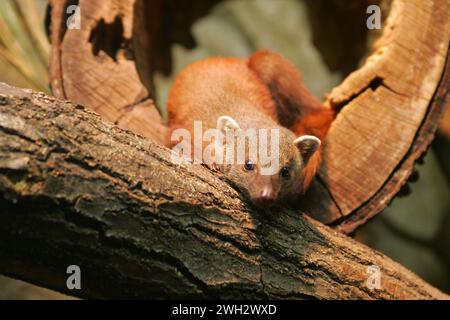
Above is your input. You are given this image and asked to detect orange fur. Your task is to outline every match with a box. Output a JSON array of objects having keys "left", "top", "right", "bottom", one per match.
[
  {"left": 167, "top": 50, "right": 334, "bottom": 196},
  {"left": 248, "top": 50, "right": 334, "bottom": 192},
  {"left": 167, "top": 57, "right": 278, "bottom": 155},
  {"left": 291, "top": 109, "right": 334, "bottom": 191}
]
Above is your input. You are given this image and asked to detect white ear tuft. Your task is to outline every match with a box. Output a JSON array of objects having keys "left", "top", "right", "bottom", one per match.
[
  {"left": 294, "top": 135, "right": 321, "bottom": 162},
  {"left": 217, "top": 116, "right": 241, "bottom": 134}
]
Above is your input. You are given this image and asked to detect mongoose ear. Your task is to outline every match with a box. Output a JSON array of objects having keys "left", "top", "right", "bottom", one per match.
[
  {"left": 217, "top": 116, "right": 241, "bottom": 134},
  {"left": 294, "top": 135, "right": 321, "bottom": 162}
]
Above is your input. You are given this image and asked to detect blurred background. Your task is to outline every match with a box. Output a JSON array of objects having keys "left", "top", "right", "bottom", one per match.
[{"left": 0, "top": 0, "right": 449, "bottom": 299}]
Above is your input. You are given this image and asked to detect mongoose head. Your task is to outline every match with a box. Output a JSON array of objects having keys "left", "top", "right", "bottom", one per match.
[{"left": 213, "top": 116, "right": 321, "bottom": 207}]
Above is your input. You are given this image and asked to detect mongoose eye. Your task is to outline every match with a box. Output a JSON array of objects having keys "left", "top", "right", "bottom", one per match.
[
  {"left": 243, "top": 160, "right": 256, "bottom": 171},
  {"left": 280, "top": 166, "right": 291, "bottom": 179}
]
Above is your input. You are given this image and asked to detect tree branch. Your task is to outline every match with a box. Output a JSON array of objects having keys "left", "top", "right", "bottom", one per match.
[{"left": 0, "top": 83, "right": 447, "bottom": 299}]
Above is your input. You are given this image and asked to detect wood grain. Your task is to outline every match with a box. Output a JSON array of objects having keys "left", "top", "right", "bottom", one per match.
[
  {"left": 48, "top": 0, "right": 166, "bottom": 144},
  {"left": 311, "top": 0, "right": 450, "bottom": 231}
]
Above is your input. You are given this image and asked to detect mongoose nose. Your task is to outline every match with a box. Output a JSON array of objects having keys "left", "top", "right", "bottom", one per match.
[
  {"left": 260, "top": 187, "right": 273, "bottom": 198},
  {"left": 254, "top": 187, "right": 275, "bottom": 206}
]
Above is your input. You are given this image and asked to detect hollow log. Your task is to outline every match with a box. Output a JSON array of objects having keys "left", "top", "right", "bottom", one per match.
[
  {"left": 0, "top": 83, "right": 447, "bottom": 299},
  {"left": 47, "top": 0, "right": 450, "bottom": 233}
]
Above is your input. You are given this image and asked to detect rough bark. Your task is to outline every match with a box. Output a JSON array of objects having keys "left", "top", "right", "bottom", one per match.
[{"left": 0, "top": 83, "right": 447, "bottom": 299}]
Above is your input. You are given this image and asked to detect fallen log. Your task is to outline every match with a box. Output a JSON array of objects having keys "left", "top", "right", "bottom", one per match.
[{"left": 0, "top": 83, "right": 447, "bottom": 299}]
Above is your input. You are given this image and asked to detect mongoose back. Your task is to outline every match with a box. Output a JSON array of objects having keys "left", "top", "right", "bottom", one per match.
[{"left": 167, "top": 50, "right": 333, "bottom": 207}]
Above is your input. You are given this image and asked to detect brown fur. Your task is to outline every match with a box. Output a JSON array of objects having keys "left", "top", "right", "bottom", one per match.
[
  {"left": 167, "top": 50, "right": 334, "bottom": 204},
  {"left": 248, "top": 50, "right": 334, "bottom": 191}
]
